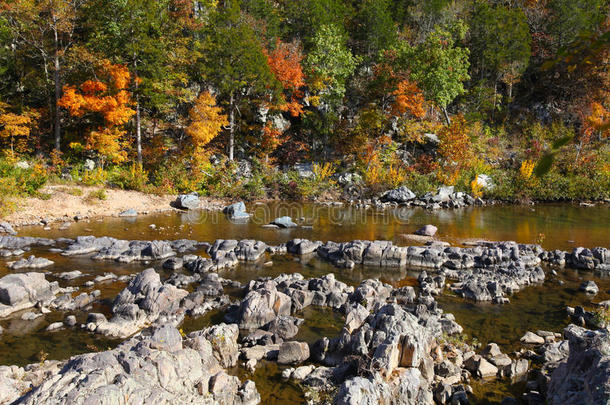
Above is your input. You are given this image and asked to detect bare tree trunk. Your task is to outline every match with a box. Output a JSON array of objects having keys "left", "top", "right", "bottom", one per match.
[
  {"left": 442, "top": 107, "right": 451, "bottom": 126},
  {"left": 136, "top": 94, "right": 142, "bottom": 164},
  {"left": 53, "top": 30, "right": 61, "bottom": 151},
  {"left": 133, "top": 57, "right": 142, "bottom": 164},
  {"left": 228, "top": 92, "right": 235, "bottom": 161}
]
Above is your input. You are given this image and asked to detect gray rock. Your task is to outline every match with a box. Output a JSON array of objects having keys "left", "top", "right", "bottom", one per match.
[
  {"left": 118, "top": 208, "right": 137, "bottom": 217},
  {"left": 238, "top": 284, "right": 292, "bottom": 330},
  {"left": 57, "top": 270, "right": 83, "bottom": 280},
  {"left": 0, "top": 273, "right": 59, "bottom": 317},
  {"left": 0, "top": 222, "right": 16, "bottom": 235},
  {"left": 223, "top": 201, "right": 250, "bottom": 220},
  {"left": 380, "top": 186, "right": 416, "bottom": 203},
  {"left": 521, "top": 331, "right": 545, "bottom": 345},
  {"left": 8, "top": 255, "right": 54, "bottom": 270},
  {"left": 277, "top": 341, "right": 310, "bottom": 364},
  {"left": 415, "top": 225, "right": 438, "bottom": 237},
  {"left": 271, "top": 216, "right": 298, "bottom": 228},
  {"left": 83, "top": 159, "right": 95, "bottom": 171},
  {"left": 547, "top": 325, "right": 610, "bottom": 405},
  {"left": 174, "top": 193, "right": 200, "bottom": 210},
  {"left": 14, "top": 324, "right": 260, "bottom": 405},
  {"left": 579, "top": 280, "right": 599, "bottom": 295}
]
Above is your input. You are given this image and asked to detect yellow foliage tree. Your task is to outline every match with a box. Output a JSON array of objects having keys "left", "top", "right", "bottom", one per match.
[
  {"left": 186, "top": 91, "right": 228, "bottom": 152},
  {"left": 0, "top": 102, "right": 39, "bottom": 156}
]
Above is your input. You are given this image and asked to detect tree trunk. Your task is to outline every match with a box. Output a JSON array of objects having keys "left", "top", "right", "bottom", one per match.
[
  {"left": 228, "top": 92, "right": 235, "bottom": 161},
  {"left": 442, "top": 107, "right": 451, "bottom": 126},
  {"left": 133, "top": 57, "right": 142, "bottom": 164},
  {"left": 136, "top": 94, "right": 142, "bottom": 165},
  {"left": 53, "top": 30, "right": 61, "bottom": 151}
]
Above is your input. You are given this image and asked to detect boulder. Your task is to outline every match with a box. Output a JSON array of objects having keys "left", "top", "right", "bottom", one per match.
[
  {"left": 0, "top": 273, "right": 59, "bottom": 317},
  {"left": 277, "top": 341, "right": 310, "bottom": 364},
  {"left": 0, "top": 222, "right": 16, "bottom": 235},
  {"left": 521, "top": 331, "right": 545, "bottom": 345},
  {"left": 118, "top": 208, "right": 137, "bottom": 217},
  {"left": 271, "top": 216, "right": 298, "bottom": 228},
  {"left": 380, "top": 186, "right": 416, "bottom": 203},
  {"left": 238, "top": 285, "right": 292, "bottom": 330},
  {"left": 579, "top": 280, "right": 599, "bottom": 295},
  {"left": 547, "top": 325, "right": 610, "bottom": 405},
  {"left": 174, "top": 193, "right": 200, "bottom": 210},
  {"left": 223, "top": 201, "right": 250, "bottom": 220},
  {"left": 8, "top": 255, "right": 54, "bottom": 270},
  {"left": 415, "top": 225, "right": 438, "bottom": 237}
]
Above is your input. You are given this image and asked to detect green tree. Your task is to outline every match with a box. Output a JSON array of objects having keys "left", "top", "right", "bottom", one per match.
[
  {"left": 200, "top": 1, "right": 277, "bottom": 160},
  {"left": 469, "top": 2, "right": 531, "bottom": 101},
  {"left": 548, "top": 0, "right": 606, "bottom": 50},
  {"left": 397, "top": 22, "right": 470, "bottom": 124},
  {"left": 304, "top": 24, "right": 358, "bottom": 157},
  {"left": 352, "top": 0, "right": 397, "bottom": 59}
]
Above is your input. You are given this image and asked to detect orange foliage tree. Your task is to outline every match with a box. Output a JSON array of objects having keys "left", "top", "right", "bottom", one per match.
[
  {"left": 0, "top": 102, "right": 39, "bottom": 155},
  {"left": 185, "top": 91, "right": 228, "bottom": 153},
  {"left": 391, "top": 79, "right": 426, "bottom": 119},
  {"left": 437, "top": 114, "right": 472, "bottom": 183},
  {"left": 265, "top": 40, "right": 305, "bottom": 117},
  {"left": 59, "top": 60, "right": 135, "bottom": 165}
]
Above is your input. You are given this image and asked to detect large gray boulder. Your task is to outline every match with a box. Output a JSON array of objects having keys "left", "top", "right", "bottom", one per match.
[
  {"left": 271, "top": 216, "right": 298, "bottom": 228},
  {"left": 174, "top": 193, "right": 200, "bottom": 210},
  {"left": 380, "top": 186, "right": 416, "bottom": 203},
  {"left": 238, "top": 283, "right": 292, "bottom": 330},
  {"left": 547, "top": 325, "right": 610, "bottom": 405},
  {"left": 224, "top": 201, "right": 250, "bottom": 220},
  {"left": 0, "top": 273, "right": 59, "bottom": 317},
  {"left": 94, "top": 268, "right": 189, "bottom": 338},
  {"left": 277, "top": 341, "right": 310, "bottom": 365}
]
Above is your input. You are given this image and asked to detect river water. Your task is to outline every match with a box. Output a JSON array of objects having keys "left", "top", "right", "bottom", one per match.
[{"left": 1, "top": 202, "right": 609, "bottom": 403}]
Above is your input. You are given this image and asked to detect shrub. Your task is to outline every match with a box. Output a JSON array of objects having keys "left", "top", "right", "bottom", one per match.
[
  {"left": 81, "top": 167, "right": 107, "bottom": 186},
  {"left": 109, "top": 163, "right": 149, "bottom": 191},
  {"left": 85, "top": 188, "right": 107, "bottom": 202}
]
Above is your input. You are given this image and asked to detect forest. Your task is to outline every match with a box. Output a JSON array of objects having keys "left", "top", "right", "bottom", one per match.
[{"left": 0, "top": 0, "right": 608, "bottom": 209}]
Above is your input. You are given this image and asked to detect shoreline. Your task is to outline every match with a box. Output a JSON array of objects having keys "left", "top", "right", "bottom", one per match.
[{"left": 2, "top": 184, "right": 607, "bottom": 230}]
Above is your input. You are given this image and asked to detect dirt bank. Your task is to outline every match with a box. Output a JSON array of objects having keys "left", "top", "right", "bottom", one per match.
[{"left": 3, "top": 185, "right": 225, "bottom": 227}]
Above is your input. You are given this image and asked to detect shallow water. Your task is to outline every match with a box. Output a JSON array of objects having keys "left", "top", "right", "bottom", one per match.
[{"left": 3, "top": 202, "right": 609, "bottom": 403}]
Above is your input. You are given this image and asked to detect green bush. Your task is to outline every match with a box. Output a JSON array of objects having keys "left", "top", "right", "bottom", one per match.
[{"left": 109, "top": 164, "right": 149, "bottom": 191}]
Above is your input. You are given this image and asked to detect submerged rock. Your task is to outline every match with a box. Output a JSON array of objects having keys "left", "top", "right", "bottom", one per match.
[
  {"left": 0, "top": 222, "right": 16, "bottom": 235},
  {"left": 579, "top": 280, "right": 599, "bottom": 295},
  {"left": 118, "top": 208, "right": 137, "bottom": 217},
  {"left": 8, "top": 255, "right": 54, "bottom": 270}
]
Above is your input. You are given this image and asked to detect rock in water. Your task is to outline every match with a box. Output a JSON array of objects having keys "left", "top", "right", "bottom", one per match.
[
  {"left": 379, "top": 186, "right": 416, "bottom": 203},
  {"left": 547, "top": 325, "right": 610, "bottom": 404},
  {"left": 174, "top": 193, "right": 200, "bottom": 210},
  {"left": 223, "top": 201, "right": 250, "bottom": 220},
  {"left": 0, "top": 273, "right": 59, "bottom": 317},
  {"left": 118, "top": 208, "right": 138, "bottom": 217},
  {"left": 278, "top": 341, "right": 310, "bottom": 364},
  {"left": 579, "top": 280, "right": 599, "bottom": 295},
  {"left": 0, "top": 222, "right": 16, "bottom": 235},
  {"left": 8, "top": 255, "right": 54, "bottom": 270},
  {"left": 271, "top": 216, "right": 298, "bottom": 228},
  {"left": 415, "top": 225, "right": 438, "bottom": 237}
]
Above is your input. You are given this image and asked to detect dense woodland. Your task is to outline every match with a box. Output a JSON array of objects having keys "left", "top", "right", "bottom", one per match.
[{"left": 0, "top": 0, "right": 608, "bottom": 206}]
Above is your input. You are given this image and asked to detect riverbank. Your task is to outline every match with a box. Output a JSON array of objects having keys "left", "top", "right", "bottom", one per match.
[{"left": 2, "top": 185, "right": 226, "bottom": 227}]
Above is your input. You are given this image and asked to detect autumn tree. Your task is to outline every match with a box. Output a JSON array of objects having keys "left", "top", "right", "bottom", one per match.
[
  {"left": 265, "top": 40, "right": 305, "bottom": 117},
  {"left": 437, "top": 114, "right": 472, "bottom": 182},
  {"left": 186, "top": 91, "right": 228, "bottom": 153},
  {"left": 391, "top": 79, "right": 426, "bottom": 119},
  {"left": 1, "top": 0, "right": 83, "bottom": 151},
  {"left": 84, "top": 0, "right": 177, "bottom": 164},
  {"left": 59, "top": 60, "right": 135, "bottom": 165},
  {"left": 0, "top": 102, "right": 39, "bottom": 155}
]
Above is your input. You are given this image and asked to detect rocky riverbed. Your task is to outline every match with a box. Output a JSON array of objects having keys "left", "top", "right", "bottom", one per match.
[{"left": 0, "top": 203, "right": 609, "bottom": 404}]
